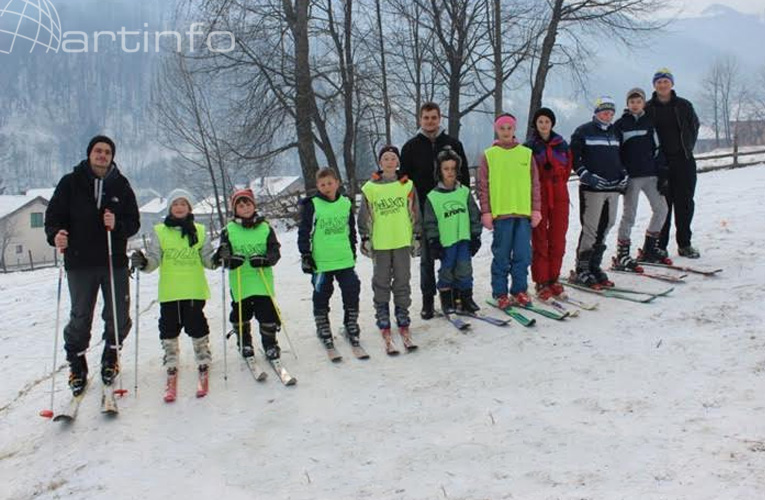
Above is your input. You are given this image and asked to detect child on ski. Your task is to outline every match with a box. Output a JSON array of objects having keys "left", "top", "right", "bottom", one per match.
[
  {"left": 524, "top": 107, "right": 573, "bottom": 300},
  {"left": 613, "top": 87, "right": 671, "bottom": 269},
  {"left": 477, "top": 113, "right": 541, "bottom": 309},
  {"left": 214, "top": 188, "right": 283, "bottom": 361},
  {"left": 298, "top": 167, "right": 362, "bottom": 355},
  {"left": 422, "top": 147, "right": 482, "bottom": 315},
  {"left": 130, "top": 189, "right": 216, "bottom": 400},
  {"left": 570, "top": 96, "right": 629, "bottom": 288},
  {"left": 358, "top": 145, "right": 421, "bottom": 354}
]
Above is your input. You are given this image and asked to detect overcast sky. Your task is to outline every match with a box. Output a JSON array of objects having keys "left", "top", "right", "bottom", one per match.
[{"left": 676, "top": 0, "right": 765, "bottom": 16}]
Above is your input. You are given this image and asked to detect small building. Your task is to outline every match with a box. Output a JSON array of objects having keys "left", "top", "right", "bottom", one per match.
[
  {"left": 138, "top": 197, "right": 167, "bottom": 234},
  {"left": 0, "top": 195, "right": 52, "bottom": 271}
]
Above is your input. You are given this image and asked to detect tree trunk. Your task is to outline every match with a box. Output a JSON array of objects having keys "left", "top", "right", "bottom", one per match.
[
  {"left": 341, "top": 1, "right": 358, "bottom": 196},
  {"left": 492, "top": 0, "right": 503, "bottom": 117},
  {"left": 526, "top": 0, "right": 564, "bottom": 140},
  {"left": 375, "top": 0, "right": 392, "bottom": 144}
]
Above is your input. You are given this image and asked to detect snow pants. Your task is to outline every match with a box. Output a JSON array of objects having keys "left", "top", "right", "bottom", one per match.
[
  {"left": 63, "top": 266, "right": 131, "bottom": 365},
  {"left": 372, "top": 247, "right": 411, "bottom": 328},
  {"left": 660, "top": 156, "right": 697, "bottom": 249},
  {"left": 576, "top": 188, "right": 619, "bottom": 262},
  {"left": 490, "top": 217, "right": 532, "bottom": 297},
  {"left": 617, "top": 175, "right": 668, "bottom": 241},
  {"left": 531, "top": 179, "right": 570, "bottom": 285},
  {"left": 229, "top": 295, "right": 279, "bottom": 351},
  {"left": 437, "top": 240, "right": 473, "bottom": 290}
]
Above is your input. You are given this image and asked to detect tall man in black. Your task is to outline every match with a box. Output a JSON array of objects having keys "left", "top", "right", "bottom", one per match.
[
  {"left": 400, "top": 102, "right": 471, "bottom": 319},
  {"left": 645, "top": 68, "right": 701, "bottom": 259},
  {"left": 45, "top": 135, "right": 140, "bottom": 395}
]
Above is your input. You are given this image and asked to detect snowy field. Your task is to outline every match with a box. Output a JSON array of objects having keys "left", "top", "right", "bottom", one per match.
[{"left": 2, "top": 165, "right": 765, "bottom": 500}]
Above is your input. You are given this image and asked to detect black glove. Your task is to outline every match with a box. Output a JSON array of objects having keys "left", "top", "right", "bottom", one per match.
[
  {"left": 215, "top": 242, "right": 232, "bottom": 264},
  {"left": 428, "top": 239, "right": 443, "bottom": 260},
  {"left": 249, "top": 255, "right": 271, "bottom": 268},
  {"left": 470, "top": 237, "right": 481, "bottom": 256},
  {"left": 130, "top": 250, "right": 147, "bottom": 270},
  {"left": 227, "top": 254, "right": 246, "bottom": 270},
  {"left": 657, "top": 176, "right": 669, "bottom": 196},
  {"left": 301, "top": 254, "right": 315, "bottom": 274}
]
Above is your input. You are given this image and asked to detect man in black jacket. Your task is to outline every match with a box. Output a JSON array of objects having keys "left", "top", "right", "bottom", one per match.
[
  {"left": 645, "top": 68, "right": 701, "bottom": 259},
  {"left": 400, "top": 102, "right": 470, "bottom": 319},
  {"left": 45, "top": 135, "right": 140, "bottom": 395}
]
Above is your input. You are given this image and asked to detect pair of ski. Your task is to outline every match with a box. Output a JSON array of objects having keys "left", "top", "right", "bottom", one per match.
[
  {"left": 163, "top": 368, "right": 209, "bottom": 403},
  {"left": 563, "top": 279, "right": 674, "bottom": 303},
  {"left": 484, "top": 299, "right": 572, "bottom": 326},
  {"left": 244, "top": 355, "right": 297, "bottom": 386},
  {"left": 325, "top": 338, "right": 371, "bottom": 363},
  {"left": 53, "top": 382, "right": 120, "bottom": 422},
  {"left": 637, "top": 261, "right": 722, "bottom": 277}
]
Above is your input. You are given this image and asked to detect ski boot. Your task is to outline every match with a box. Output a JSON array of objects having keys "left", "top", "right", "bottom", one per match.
[
  {"left": 511, "top": 291, "right": 532, "bottom": 307},
  {"left": 612, "top": 239, "right": 642, "bottom": 272},
  {"left": 315, "top": 309, "right": 335, "bottom": 349},
  {"left": 420, "top": 294, "right": 435, "bottom": 320},
  {"left": 438, "top": 289, "right": 456, "bottom": 314},
  {"left": 344, "top": 307, "right": 361, "bottom": 347},
  {"left": 101, "top": 345, "right": 120, "bottom": 386},
  {"left": 67, "top": 354, "right": 88, "bottom": 396},
  {"left": 535, "top": 283, "right": 554, "bottom": 301},
  {"left": 571, "top": 250, "right": 601, "bottom": 289},
  {"left": 638, "top": 233, "right": 673, "bottom": 264},
  {"left": 458, "top": 289, "right": 480, "bottom": 313},
  {"left": 591, "top": 244, "right": 614, "bottom": 288}
]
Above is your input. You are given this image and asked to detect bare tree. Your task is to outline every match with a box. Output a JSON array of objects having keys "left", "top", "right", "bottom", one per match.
[
  {"left": 525, "top": 0, "right": 669, "bottom": 138},
  {"left": 702, "top": 55, "right": 741, "bottom": 146}
]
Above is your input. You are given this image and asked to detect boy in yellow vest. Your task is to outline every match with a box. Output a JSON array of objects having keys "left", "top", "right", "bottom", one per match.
[
  {"left": 214, "top": 188, "right": 282, "bottom": 361},
  {"left": 477, "top": 113, "right": 542, "bottom": 309},
  {"left": 358, "top": 145, "right": 421, "bottom": 354},
  {"left": 130, "top": 189, "right": 216, "bottom": 401},
  {"left": 298, "top": 168, "right": 362, "bottom": 356},
  {"left": 423, "top": 147, "right": 482, "bottom": 314}
]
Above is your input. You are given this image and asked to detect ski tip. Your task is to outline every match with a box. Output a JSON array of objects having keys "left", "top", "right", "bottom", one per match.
[{"left": 39, "top": 409, "right": 54, "bottom": 419}]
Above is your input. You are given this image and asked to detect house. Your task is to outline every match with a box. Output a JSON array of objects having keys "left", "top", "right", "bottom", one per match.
[
  {"left": 138, "top": 196, "right": 167, "bottom": 235},
  {"left": 250, "top": 176, "right": 303, "bottom": 200},
  {"left": 0, "top": 195, "right": 52, "bottom": 270}
]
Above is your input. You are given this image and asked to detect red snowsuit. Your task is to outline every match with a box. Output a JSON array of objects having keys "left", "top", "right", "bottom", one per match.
[{"left": 525, "top": 132, "right": 572, "bottom": 285}]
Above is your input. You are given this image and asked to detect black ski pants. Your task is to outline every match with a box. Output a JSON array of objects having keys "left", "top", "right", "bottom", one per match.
[
  {"left": 159, "top": 300, "right": 209, "bottom": 340},
  {"left": 660, "top": 156, "right": 697, "bottom": 250}
]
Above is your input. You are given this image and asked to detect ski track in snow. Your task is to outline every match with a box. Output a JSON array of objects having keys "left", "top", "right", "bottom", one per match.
[{"left": 1, "top": 166, "right": 765, "bottom": 499}]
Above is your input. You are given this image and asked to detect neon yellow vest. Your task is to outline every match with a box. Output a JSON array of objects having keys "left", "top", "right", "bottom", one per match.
[
  {"left": 361, "top": 179, "right": 414, "bottom": 250},
  {"left": 427, "top": 186, "right": 471, "bottom": 247},
  {"left": 485, "top": 145, "right": 533, "bottom": 218},
  {"left": 311, "top": 196, "right": 355, "bottom": 272},
  {"left": 155, "top": 223, "right": 210, "bottom": 302},
  {"left": 226, "top": 221, "right": 274, "bottom": 301}
]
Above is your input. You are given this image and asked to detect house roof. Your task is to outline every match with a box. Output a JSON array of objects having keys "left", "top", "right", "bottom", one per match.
[
  {"left": 250, "top": 176, "right": 301, "bottom": 198},
  {"left": 24, "top": 188, "right": 56, "bottom": 200},
  {"left": 0, "top": 195, "right": 47, "bottom": 220},
  {"left": 139, "top": 197, "right": 166, "bottom": 214}
]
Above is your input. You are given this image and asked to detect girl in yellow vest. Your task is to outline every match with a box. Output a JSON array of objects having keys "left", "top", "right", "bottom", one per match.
[
  {"left": 214, "top": 189, "right": 283, "bottom": 363},
  {"left": 130, "top": 189, "right": 216, "bottom": 402},
  {"left": 477, "top": 114, "right": 542, "bottom": 310},
  {"left": 358, "top": 145, "right": 421, "bottom": 355}
]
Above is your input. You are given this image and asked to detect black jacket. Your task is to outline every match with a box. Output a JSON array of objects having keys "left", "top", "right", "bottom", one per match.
[
  {"left": 45, "top": 160, "right": 140, "bottom": 270},
  {"left": 297, "top": 193, "right": 357, "bottom": 257},
  {"left": 614, "top": 110, "right": 668, "bottom": 178},
  {"left": 400, "top": 130, "right": 471, "bottom": 206},
  {"left": 570, "top": 118, "right": 626, "bottom": 192},
  {"left": 645, "top": 90, "right": 700, "bottom": 160}
]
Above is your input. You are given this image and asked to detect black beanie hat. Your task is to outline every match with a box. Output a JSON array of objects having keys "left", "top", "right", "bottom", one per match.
[
  {"left": 378, "top": 144, "right": 400, "bottom": 161},
  {"left": 87, "top": 135, "right": 116, "bottom": 158},
  {"left": 532, "top": 107, "right": 556, "bottom": 130}
]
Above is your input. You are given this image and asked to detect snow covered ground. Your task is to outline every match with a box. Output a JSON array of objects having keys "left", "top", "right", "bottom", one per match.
[{"left": 2, "top": 165, "right": 765, "bottom": 500}]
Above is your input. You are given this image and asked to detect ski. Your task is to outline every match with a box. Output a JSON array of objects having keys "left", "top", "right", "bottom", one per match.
[
  {"left": 164, "top": 370, "right": 178, "bottom": 403},
  {"left": 610, "top": 268, "right": 687, "bottom": 283},
  {"left": 562, "top": 280, "right": 656, "bottom": 303},
  {"left": 196, "top": 368, "right": 209, "bottom": 398},
  {"left": 382, "top": 331, "right": 400, "bottom": 356},
  {"left": 556, "top": 294, "right": 599, "bottom": 310},
  {"left": 455, "top": 311, "right": 511, "bottom": 326},
  {"left": 244, "top": 357, "right": 268, "bottom": 381},
  {"left": 538, "top": 298, "right": 580, "bottom": 317},
  {"left": 324, "top": 344, "right": 343, "bottom": 363},
  {"left": 486, "top": 299, "right": 536, "bottom": 327},
  {"left": 398, "top": 328, "right": 418, "bottom": 351},
  {"left": 268, "top": 358, "right": 297, "bottom": 386},
  {"left": 518, "top": 303, "right": 569, "bottom": 321},
  {"left": 53, "top": 388, "right": 89, "bottom": 422},
  {"left": 100, "top": 385, "right": 119, "bottom": 415},
  {"left": 339, "top": 328, "right": 370, "bottom": 359},
  {"left": 608, "top": 285, "right": 674, "bottom": 296},
  {"left": 443, "top": 312, "right": 471, "bottom": 331},
  {"left": 637, "top": 261, "right": 722, "bottom": 276}
]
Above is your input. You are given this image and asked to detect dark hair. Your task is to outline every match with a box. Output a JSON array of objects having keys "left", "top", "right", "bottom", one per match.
[
  {"left": 378, "top": 144, "right": 400, "bottom": 161},
  {"left": 419, "top": 102, "right": 441, "bottom": 116},
  {"left": 436, "top": 146, "right": 462, "bottom": 169},
  {"left": 315, "top": 167, "right": 339, "bottom": 181}
]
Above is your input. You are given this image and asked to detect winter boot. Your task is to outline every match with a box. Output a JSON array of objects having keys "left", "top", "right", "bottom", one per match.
[
  {"left": 590, "top": 244, "right": 614, "bottom": 288},
  {"left": 571, "top": 250, "right": 600, "bottom": 288},
  {"left": 439, "top": 289, "right": 456, "bottom": 314},
  {"left": 343, "top": 307, "right": 361, "bottom": 346},
  {"left": 314, "top": 309, "right": 334, "bottom": 349},
  {"left": 233, "top": 322, "right": 254, "bottom": 358},
  {"left": 678, "top": 245, "right": 700, "bottom": 259},
  {"left": 458, "top": 289, "right": 480, "bottom": 313},
  {"left": 420, "top": 294, "right": 435, "bottom": 320},
  {"left": 101, "top": 344, "right": 120, "bottom": 386},
  {"left": 192, "top": 335, "right": 212, "bottom": 367},
  {"left": 68, "top": 354, "right": 88, "bottom": 396},
  {"left": 161, "top": 338, "right": 180, "bottom": 371},
  {"left": 639, "top": 233, "right": 673, "bottom": 264},
  {"left": 612, "top": 240, "right": 642, "bottom": 272},
  {"left": 374, "top": 301, "right": 391, "bottom": 330}
]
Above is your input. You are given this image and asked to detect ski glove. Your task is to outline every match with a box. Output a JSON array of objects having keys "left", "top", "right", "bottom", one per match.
[
  {"left": 360, "top": 237, "right": 373, "bottom": 258},
  {"left": 130, "top": 250, "right": 147, "bottom": 270},
  {"left": 249, "top": 255, "right": 271, "bottom": 268},
  {"left": 580, "top": 170, "right": 610, "bottom": 190},
  {"left": 410, "top": 235, "right": 422, "bottom": 258},
  {"left": 215, "top": 242, "right": 232, "bottom": 265},
  {"left": 301, "top": 254, "right": 315, "bottom": 274},
  {"left": 470, "top": 236, "right": 481, "bottom": 256},
  {"left": 657, "top": 176, "right": 669, "bottom": 196},
  {"left": 227, "top": 254, "right": 246, "bottom": 270},
  {"left": 428, "top": 239, "right": 443, "bottom": 260}
]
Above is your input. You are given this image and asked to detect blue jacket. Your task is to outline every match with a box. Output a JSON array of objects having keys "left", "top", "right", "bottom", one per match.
[
  {"left": 614, "top": 110, "right": 667, "bottom": 178},
  {"left": 570, "top": 118, "right": 626, "bottom": 192}
]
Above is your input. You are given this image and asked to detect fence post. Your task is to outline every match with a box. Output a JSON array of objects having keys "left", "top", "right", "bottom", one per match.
[{"left": 732, "top": 123, "right": 739, "bottom": 168}]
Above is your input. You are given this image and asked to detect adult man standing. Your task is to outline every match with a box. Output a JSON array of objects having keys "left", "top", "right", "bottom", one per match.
[
  {"left": 45, "top": 135, "right": 140, "bottom": 395},
  {"left": 400, "top": 102, "right": 471, "bottom": 319},
  {"left": 645, "top": 68, "right": 701, "bottom": 259}
]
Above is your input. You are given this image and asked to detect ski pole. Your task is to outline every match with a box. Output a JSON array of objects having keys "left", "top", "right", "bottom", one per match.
[
  {"left": 133, "top": 233, "right": 148, "bottom": 395},
  {"left": 221, "top": 264, "right": 228, "bottom": 381},
  {"left": 237, "top": 267, "right": 244, "bottom": 358},
  {"left": 40, "top": 251, "right": 65, "bottom": 419},
  {"left": 106, "top": 228, "right": 128, "bottom": 397},
  {"left": 258, "top": 267, "right": 298, "bottom": 360}
]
